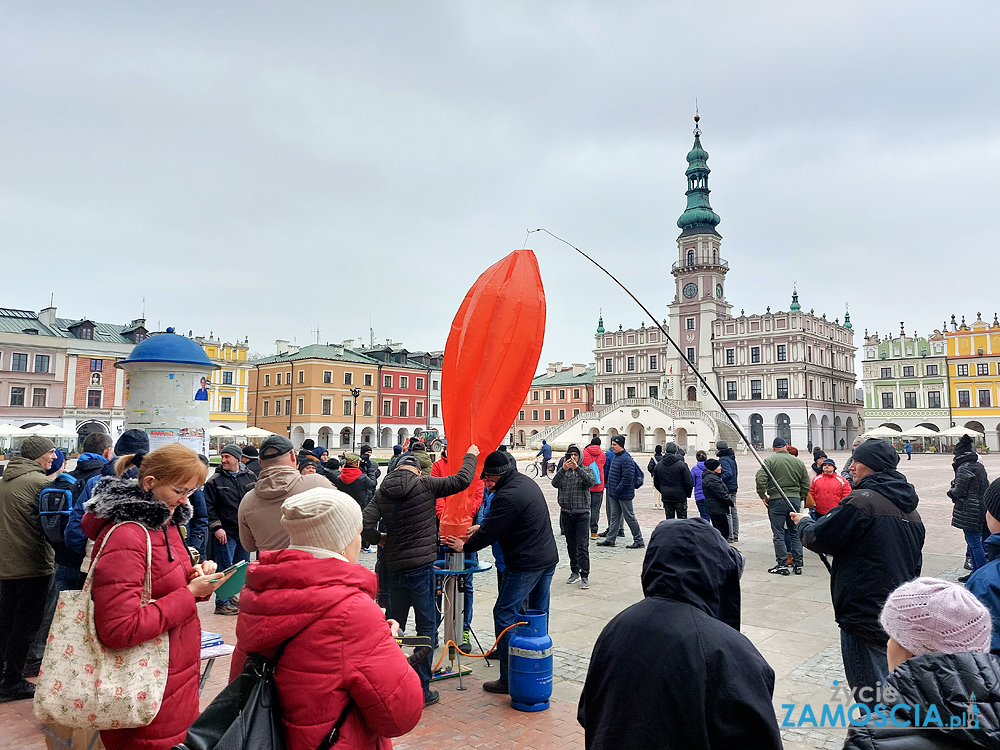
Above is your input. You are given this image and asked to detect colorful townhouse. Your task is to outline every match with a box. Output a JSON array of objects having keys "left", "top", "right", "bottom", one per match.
[{"left": 945, "top": 313, "right": 1000, "bottom": 450}]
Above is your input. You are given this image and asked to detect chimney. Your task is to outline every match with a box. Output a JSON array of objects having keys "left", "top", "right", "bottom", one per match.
[
  {"left": 546, "top": 361, "right": 562, "bottom": 378},
  {"left": 275, "top": 339, "right": 291, "bottom": 354},
  {"left": 571, "top": 362, "right": 587, "bottom": 377},
  {"left": 38, "top": 306, "right": 56, "bottom": 327}
]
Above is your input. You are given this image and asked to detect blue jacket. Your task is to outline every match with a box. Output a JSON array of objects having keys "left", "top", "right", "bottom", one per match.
[
  {"left": 65, "top": 453, "right": 112, "bottom": 555},
  {"left": 717, "top": 447, "right": 739, "bottom": 492},
  {"left": 607, "top": 450, "right": 638, "bottom": 501},
  {"left": 691, "top": 461, "right": 706, "bottom": 501},
  {"left": 186, "top": 488, "right": 210, "bottom": 558},
  {"left": 968, "top": 532, "right": 1000, "bottom": 655},
  {"left": 537, "top": 442, "right": 552, "bottom": 460}
]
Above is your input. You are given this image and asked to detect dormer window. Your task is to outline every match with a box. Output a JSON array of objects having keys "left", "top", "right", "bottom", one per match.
[
  {"left": 79, "top": 325, "right": 94, "bottom": 340},
  {"left": 133, "top": 331, "right": 146, "bottom": 343}
]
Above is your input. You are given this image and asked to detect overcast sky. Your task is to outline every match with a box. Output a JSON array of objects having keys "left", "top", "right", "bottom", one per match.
[{"left": 3, "top": 2, "right": 998, "bottom": 375}]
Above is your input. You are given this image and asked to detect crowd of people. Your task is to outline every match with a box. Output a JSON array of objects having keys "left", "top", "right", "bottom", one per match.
[{"left": 3, "top": 427, "right": 1000, "bottom": 748}]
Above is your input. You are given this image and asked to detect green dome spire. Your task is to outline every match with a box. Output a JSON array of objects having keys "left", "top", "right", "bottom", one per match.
[
  {"left": 789, "top": 289, "right": 801, "bottom": 312},
  {"left": 596, "top": 311, "right": 605, "bottom": 334},
  {"left": 677, "top": 114, "right": 721, "bottom": 236},
  {"left": 844, "top": 308, "right": 853, "bottom": 330}
]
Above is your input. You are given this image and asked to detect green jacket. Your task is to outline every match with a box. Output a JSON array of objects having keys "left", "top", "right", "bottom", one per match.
[
  {"left": 755, "top": 451, "right": 811, "bottom": 502},
  {"left": 411, "top": 448, "right": 433, "bottom": 477},
  {"left": 0, "top": 457, "right": 54, "bottom": 579}
]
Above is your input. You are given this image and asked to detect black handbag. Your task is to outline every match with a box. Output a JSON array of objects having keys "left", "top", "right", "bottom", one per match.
[{"left": 173, "top": 639, "right": 354, "bottom": 750}]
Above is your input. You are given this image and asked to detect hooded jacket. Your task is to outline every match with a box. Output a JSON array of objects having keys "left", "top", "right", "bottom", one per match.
[
  {"left": 204, "top": 464, "right": 256, "bottom": 536},
  {"left": 843, "top": 652, "right": 1000, "bottom": 749},
  {"left": 949, "top": 452, "right": 989, "bottom": 532},
  {"left": 463, "top": 469, "right": 559, "bottom": 572},
  {"left": 0, "top": 456, "right": 54, "bottom": 579},
  {"left": 229, "top": 550, "right": 423, "bottom": 750},
  {"left": 81, "top": 477, "right": 199, "bottom": 750},
  {"left": 552, "top": 463, "right": 597, "bottom": 514},
  {"left": 361, "top": 453, "right": 476, "bottom": 572},
  {"left": 335, "top": 466, "right": 376, "bottom": 509},
  {"left": 799, "top": 470, "right": 925, "bottom": 646},
  {"left": 652, "top": 453, "right": 694, "bottom": 504},
  {"left": 238, "top": 465, "right": 334, "bottom": 553},
  {"left": 578, "top": 520, "right": 781, "bottom": 750},
  {"left": 716, "top": 446, "right": 738, "bottom": 492},
  {"left": 968, "top": 532, "right": 1000, "bottom": 655},
  {"left": 581, "top": 444, "right": 607, "bottom": 493},
  {"left": 809, "top": 471, "right": 852, "bottom": 515},
  {"left": 606, "top": 449, "right": 639, "bottom": 501}
]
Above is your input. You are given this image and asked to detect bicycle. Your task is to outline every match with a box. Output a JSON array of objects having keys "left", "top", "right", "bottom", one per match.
[{"left": 525, "top": 459, "right": 556, "bottom": 479}]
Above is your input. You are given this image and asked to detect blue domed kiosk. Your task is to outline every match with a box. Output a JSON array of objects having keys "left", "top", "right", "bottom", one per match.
[{"left": 116, "top": 328, "right": 219, "bottom": 455}]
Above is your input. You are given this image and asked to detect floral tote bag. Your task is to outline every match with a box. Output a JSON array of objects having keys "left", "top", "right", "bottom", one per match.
[{"left": 34, "top": 521, "right": 170, "bottom": 729}]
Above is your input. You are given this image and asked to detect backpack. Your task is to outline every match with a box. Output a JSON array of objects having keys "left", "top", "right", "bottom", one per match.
[
  {"left": 633, "top": 463, "right": 644, "bottom": 490},
  {"left": 590, "top": 462, "right": 601, "bottom": 486},
  {"left": 38, "top": 473, "right": 86, "bottom": 547}
]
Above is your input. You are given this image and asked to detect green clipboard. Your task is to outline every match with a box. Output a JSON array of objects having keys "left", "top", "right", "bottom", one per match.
[{"left": 212, "top": 560, "right": 249, "bottom": 600}]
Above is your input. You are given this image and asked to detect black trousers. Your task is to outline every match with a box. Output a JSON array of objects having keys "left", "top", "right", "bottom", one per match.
[
  {"left": 589, "top": 490, "right": 604, "bottom": 533},
  {"left": 562, "top": 511, "right": 591, "bottom": 577},
  {"left": 709, "top": 513, "right": 731, "bottom": 539},
  {"left": 663, "top": 500, "right": 688, "bottom": 519},
  {"left": 0, "top": 575, "right": 52, "bottom": 685}
]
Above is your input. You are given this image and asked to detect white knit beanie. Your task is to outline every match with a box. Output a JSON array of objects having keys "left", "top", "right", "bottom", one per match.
[
  {"left": 280, "top": 487, "right": 362, "bottom": 556},
  {"left": 880, "top": 577, "right": 992, "bottom": 656}
]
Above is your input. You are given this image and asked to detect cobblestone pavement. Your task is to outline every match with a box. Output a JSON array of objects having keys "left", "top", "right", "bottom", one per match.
[{"left": 3, "top": 450, "right": 995, "bottom": 749}]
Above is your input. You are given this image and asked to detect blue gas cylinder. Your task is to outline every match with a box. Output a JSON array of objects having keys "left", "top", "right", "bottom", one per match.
[{"left": 507, "top": 609, "right": 552, "bottom": 712}]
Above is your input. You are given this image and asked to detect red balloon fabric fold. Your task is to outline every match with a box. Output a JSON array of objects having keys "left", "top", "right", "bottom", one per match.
[{"left": 439, "top": 249, "right": 546, "bottom": 538}]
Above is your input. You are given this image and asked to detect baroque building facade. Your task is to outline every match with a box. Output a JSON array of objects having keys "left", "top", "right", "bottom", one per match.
[{"left": 538, "top": 116, "right": 859, "bottom": 453}]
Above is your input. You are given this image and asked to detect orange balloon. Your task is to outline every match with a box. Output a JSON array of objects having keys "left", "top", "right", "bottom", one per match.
[{"left": 439, "top": 250, "right": 546, "bottom": 538}]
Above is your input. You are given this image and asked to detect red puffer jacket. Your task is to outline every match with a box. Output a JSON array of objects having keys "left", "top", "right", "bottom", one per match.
[
  {"left": 582, "top": 444, "right": 606, "bottom": 492},
  {"left": 809, "top": 472, "right": 852, "bottom": 516},
  {"left": 81, "top": 477, "right": 200, "bottom": 750},
  {"left": 230, "top": 550, "right": 423, "bottom": 750}
]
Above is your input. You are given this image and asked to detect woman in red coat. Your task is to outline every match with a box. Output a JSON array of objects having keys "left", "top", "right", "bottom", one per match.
[
  {"left": 82, "top": 444, "right": 229, "bottom": 750},
  {"left": 231, "top": 486, "right": 424, "bottom": 750}
]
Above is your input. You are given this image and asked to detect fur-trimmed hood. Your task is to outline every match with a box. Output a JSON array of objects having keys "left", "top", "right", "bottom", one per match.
[{"left": 84, "top": 475, "right": 193, "bottom": 531}]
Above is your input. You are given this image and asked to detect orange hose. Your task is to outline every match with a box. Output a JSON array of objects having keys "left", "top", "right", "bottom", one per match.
[{"left": 431, "top": 621, "right": 528, "bottom": 672}]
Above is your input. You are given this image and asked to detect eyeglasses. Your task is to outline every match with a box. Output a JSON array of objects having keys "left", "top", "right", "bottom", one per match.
[{"left": 170, "top": 485, "right": 200, "bottom": 497}]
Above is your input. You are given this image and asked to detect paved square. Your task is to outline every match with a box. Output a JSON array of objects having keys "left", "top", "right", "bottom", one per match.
[{"left": 4, "top": 451, "right": 993, "bottom": 749}]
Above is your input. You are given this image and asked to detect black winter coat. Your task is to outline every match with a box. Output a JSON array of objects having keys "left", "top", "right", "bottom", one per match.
[
  {"left": 204, "top": 466, "right": 256, "bottom": 536},
  {"left": 799, "top": 470, "right": 924, "bottom": 646},
  {"left": 464, "top": 470, "right": 558, "bottom": 572},
  {"left": 652, "top": 454, "right": 693, "bottom": 503},
  {"left": 701, "top": 471, "right": 733, "bottom": 516},
  {"left": 578, "top": 519, "right": 781, "bottom": 750},
  {"left": 361, "top": 453, "right": 475, "bottom": 572},
  {"left": 949, "top": 453, "right": 989, "bottom": 533},
  {"left": 335, "top": 468, "right": 374, "bottom": 509},
  {"left": 843, "top": 652, "right": 1000, "bottom": 749}
]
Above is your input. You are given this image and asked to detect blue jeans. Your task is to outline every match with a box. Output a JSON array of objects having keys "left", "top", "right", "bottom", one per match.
[
  {"left": 213, "top": 536, "right": 249, "bottom": 605},
  {"left": 387, "top": 565, "right": 437, "bottom": 697},
  {"left": 768, "top": 497, "right": 802, "bottom": 566},
  {"left": 966, "top": 530, "right": 987, "bottom": 571},
  {"left": 494, "top": 566, "right": 555, "bottom": 683},
  {"left": 840, "top": 630, "right": 888, "bottom": 705}
]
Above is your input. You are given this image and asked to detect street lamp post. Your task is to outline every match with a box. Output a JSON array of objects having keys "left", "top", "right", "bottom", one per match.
[{"left": 350, "top": 387, "right": 361, "bottom": 453}]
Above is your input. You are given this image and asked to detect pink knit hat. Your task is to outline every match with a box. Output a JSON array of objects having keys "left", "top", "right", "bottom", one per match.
[{"left": 880, "top": 577, "right": 991, "bottom": 656}]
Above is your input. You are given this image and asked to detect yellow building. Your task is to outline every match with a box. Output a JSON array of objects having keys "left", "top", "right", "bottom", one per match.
[
  {"left": 945, "top": 314, "right": 1000, "bottom": 450},
  {"left": 248, "top": 343, "right": 379, "bottom": 450},
  {"left": 196, "top": 334, "right": 252, "bottom": 429}
]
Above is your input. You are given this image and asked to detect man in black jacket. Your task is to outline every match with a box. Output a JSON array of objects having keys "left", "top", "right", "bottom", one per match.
[
  {"left": 204, "top": 444, "right": 256, "bottom": 614},
  {"left": 579, "top": 519, "right": 782, "bottom": 750},
  {"left": 652, "top": 442, "right": 693, "bottom": 519},
  {"left": 362, "top": 445, "right": 479, "bottom": 706},
  {"left": 446, "top": 450, "right": 559, "bottom": 695},
  {"left": 792, "top": 438, "right": 925, "bottom": 702}
]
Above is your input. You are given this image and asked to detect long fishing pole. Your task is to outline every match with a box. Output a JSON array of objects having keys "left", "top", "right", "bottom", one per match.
[{"left": 529, "top": 228, "right": 831, "bottom": 573}]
